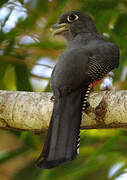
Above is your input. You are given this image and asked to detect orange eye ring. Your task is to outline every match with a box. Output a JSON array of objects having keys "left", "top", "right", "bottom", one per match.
[{"left": 67, "top": 14, "right": 79, "bottom": 22}]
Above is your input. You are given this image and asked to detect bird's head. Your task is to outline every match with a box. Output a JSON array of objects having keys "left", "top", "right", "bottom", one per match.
[{"left": 51, "top": 11, "right": 97, "bottom": 41}]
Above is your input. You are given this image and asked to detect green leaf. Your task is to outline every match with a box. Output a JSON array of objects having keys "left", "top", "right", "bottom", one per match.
[
  {"left": 61, "top": 133, "right": 121, "bottom": 180},
  {"left": 14, "top": 63, "right": 33, "bottom": 91},
  {"left": 80, "top": 0, "right": 117, "bottom": 12},
  {"left": 45, "top": 0, "right": 68, "bottom": 28},
  {"left": 112, "top": 13, "right": 127, "bottom": 48},
  {"left": 37, "top": 170, "right": 54, "bottom": 180},
  {"left": 0, "top": 59, "right": 9, "bottom": 89},
  {"left": 20, "top": 132, "right": 42, "bottom": 148},
  {"left": 0, "top": 0, "right": 8, "bottom": 7},
  {"left": 3, "top": 64, "right": 16, "bottom": 90},
  {"left": 11, "top": 161, "right": 42, "bottom": 180},
  {"left": 0, "top": 146, "right": 31, "bottom": 164},
  {"left": 37, "top": 0, "right": 48, "bottom": 13},
  {"left": 33, "top": 40, "right": 65, "bottom": 50},
  {"left": 80, "top": 0, "right": 118, "bottom": 33},
  {"left": 44, "top": 82, "right": 51, "bottom": 92}
]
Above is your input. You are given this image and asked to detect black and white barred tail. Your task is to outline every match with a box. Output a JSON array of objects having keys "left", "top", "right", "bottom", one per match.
[
  {"left": 36, "top": 87, "right": 90, "bottom": 169},
  {"left": 76, "top": 85, "right": 91, "bottom": 154}
]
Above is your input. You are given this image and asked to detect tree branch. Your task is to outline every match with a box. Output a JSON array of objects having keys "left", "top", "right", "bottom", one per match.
[{"left": 0, "top": 90, "right": 127, "bottom": 133}]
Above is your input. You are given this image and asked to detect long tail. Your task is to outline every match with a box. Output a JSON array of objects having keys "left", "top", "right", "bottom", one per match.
[{"left": 36, "top": 87, "right": 89, "bottom": 169}]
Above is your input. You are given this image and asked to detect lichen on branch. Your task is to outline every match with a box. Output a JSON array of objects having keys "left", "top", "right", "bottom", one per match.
[{"left": 0, "top": 90, "right": 127, "bottom": 133}]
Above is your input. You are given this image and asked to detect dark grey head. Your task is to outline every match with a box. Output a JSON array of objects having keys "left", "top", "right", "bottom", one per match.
[{"left": 52, "top": 11, "right": 97, "bottom": 41}]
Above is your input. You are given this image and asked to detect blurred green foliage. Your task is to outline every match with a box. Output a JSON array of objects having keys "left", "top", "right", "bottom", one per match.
[{"left": 0, "top": 0, "right": 127, "bottom": 179}]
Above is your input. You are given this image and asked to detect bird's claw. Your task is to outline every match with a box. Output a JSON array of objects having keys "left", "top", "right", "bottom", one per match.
[{"left": 50, "top": 95, "right": 55, "bottom": 102}]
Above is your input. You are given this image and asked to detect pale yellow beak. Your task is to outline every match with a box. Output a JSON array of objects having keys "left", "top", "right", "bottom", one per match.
[{"left": 51, "top": 23, "right": 69, "bottom": 36}]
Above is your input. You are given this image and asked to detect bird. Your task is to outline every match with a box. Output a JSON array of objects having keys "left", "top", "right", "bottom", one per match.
[{"left": 36, "top": 10, "right": 120, "bottom": 169}]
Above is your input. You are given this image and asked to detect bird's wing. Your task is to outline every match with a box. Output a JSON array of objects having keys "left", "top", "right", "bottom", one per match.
[{"left": 87, "top": 43, "right": 119, "bottom": 83}]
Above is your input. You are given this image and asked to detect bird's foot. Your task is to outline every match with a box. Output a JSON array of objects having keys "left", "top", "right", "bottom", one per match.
[{"left": 50, "top": 95, "right": 55, "bottom": 102}]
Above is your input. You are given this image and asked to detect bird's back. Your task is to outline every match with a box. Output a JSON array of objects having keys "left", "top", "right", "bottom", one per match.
[{"left": 51, "top": 33, "right": 119, "bottom": 93}]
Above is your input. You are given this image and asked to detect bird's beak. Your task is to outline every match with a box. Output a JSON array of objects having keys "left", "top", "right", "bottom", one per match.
[{"left": 51, "top": 23, "right": 69, "bottom": 36}]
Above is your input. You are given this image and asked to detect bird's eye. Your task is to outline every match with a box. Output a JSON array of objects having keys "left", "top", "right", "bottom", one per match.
[{"left": 67, "top": 14, "right": 78, "bottom": 22}]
